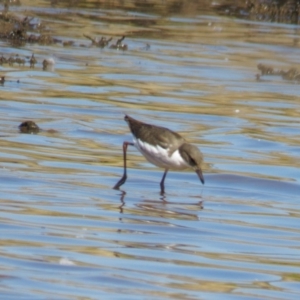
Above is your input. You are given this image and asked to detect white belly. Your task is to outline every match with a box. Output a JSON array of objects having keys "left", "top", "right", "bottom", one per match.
[{"left": 133, "top": 137, "right": 189, "bottom": 170}]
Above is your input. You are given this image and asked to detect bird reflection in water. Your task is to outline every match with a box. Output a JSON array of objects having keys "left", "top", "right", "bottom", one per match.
[{"left": 116, "top": 189, "right": 203, "bottom": 219}]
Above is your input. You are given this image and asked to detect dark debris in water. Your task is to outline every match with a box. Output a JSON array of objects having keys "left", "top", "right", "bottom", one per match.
[
  {"left": 0, "top": 53, "right": 39, "bottom": 68},
  {"left": 0, "top": 2, "right": 129, "bottom": 49},
  {"left": 213, "top": 0, "right": 300, "bottom": 24},
  {"left": 19, "top": 121, "right": 40, "bottom": 134},
  {"left": 109, "top": 36, "right": 128, "bottom": 51},
  {"left": 47, "top": 0, "right": 300, "bottom": 25},
  {"left": 0, "top": 52, "right": 55, "bottom": 80},
  {"left": 256, "top": 63, "right": 300, "bottom": 82},
  {"left": 0, "top": 10, "right": 59, "bottom": 46},
  {"left": 83, "top": 34, "right": 113, "bottom": 48},
  {"left": 18, "top": 121, "right": 58, "bottom": 134},
  {"left": 83, "top": 34, "right": 128, "bottom": 50}
]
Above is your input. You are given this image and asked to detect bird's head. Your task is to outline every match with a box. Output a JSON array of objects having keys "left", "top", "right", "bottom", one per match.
[{"left": 179, "top": 143, "right": 205, "bottom": 184}]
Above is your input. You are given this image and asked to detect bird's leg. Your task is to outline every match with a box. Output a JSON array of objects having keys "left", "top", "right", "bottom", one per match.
[
  {"left": 160, "top": 169, "right": 169, "bottom": 195},
  {"left": 113, "top": 141, "right": 134, "bottom": 190}
]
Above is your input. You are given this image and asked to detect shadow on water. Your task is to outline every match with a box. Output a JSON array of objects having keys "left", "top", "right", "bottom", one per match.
[{"left": 1, "top": 0, "right": 300, "bottom": 299}]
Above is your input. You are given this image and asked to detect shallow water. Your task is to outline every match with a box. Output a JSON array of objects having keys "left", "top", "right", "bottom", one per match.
[{"left": 1, "top": 1, "right": 300, "bottom": 299}]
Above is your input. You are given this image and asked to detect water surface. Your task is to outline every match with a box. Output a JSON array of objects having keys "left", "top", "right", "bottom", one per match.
[{"left": 0, "top": 1, "right": 300, "bottom": 299}]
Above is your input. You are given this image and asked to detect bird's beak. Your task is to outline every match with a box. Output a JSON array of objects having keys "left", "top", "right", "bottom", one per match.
[{"left": 195, "top": 168, "right": 205, "bottom": 185}]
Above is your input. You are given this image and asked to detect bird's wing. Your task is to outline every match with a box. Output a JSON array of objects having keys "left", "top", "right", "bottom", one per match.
[{"left": 145, "top": 125, "right": 185, "bottom": 152}]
